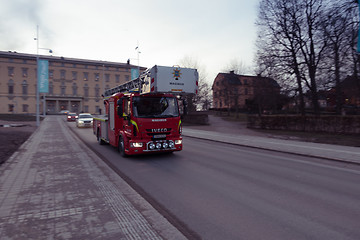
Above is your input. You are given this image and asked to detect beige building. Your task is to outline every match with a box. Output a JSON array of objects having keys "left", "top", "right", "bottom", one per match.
[{"left": 0, "top": 51, "right": 144, "bottom": 115}]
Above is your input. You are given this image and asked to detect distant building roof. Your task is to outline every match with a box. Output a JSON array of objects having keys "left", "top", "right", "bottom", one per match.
[
  {"left": 212, "top": 71, "right": 280, "bottom": 89},
  {"left": 0, "top": 50, "right": 142, "bottom": 69}
]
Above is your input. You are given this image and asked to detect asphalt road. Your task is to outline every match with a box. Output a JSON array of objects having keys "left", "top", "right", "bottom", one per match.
[{"left": 68, "top": 121, "right": 360, "bottom": 240}]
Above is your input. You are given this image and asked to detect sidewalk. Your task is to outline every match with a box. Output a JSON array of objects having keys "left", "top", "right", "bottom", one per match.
[
  {"left": 0, "top": 116, "right": 185, "bottom": 240},
  {"left": 183, "top": 114, "right": 360, "bottom": 164}
]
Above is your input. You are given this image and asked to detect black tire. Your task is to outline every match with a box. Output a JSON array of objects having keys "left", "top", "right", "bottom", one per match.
[
  {"left": 97, "top": 130, "right": 105, "bottom": 145},
  {"left": 118, "top": 136, "right": 127, "bottom": 157}
]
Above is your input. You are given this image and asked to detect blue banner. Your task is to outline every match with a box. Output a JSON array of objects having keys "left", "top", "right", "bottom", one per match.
[
  {"left": 131, "top": 68, "right": 139, "bottom": 80},
  {"left": 38, "top": 59, "right": 49, "bottom": 93}
]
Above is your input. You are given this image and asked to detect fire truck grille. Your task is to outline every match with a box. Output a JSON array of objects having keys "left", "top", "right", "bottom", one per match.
[{"left": 146, "top": 128, "right": 171, "bottom": 139}]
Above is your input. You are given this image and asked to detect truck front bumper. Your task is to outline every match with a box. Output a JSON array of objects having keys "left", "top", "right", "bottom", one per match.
[{"left": 127, "top": 139, "right": 182, "bottom": 155}]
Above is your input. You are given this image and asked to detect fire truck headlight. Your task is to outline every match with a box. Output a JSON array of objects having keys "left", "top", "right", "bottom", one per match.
[
  {"left": 168, "top": 141, "right": 175, "bottom": 148},
  {"left": 175, "top": 140, "right": 182, "bottom": 145},
  {"left": 149, "top": 142, "right": 155, "bottom": 150},
  {"left": 162, "top": 142, "right": 169, "bottom": 148},
  {"left": 156, "top": 143, "right": 162, "bottom": 149},
  {"left": 131, "top": 142, "right": 143, "bottom": 148}
]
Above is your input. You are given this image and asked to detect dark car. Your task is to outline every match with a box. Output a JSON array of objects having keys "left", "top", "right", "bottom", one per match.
[{"left": 67, "top": 113, "right": 77, "bottom": 122}]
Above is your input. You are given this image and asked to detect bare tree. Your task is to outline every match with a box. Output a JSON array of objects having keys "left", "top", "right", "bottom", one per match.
[
  {"left": 346, "top": 1, "right": 360, "bottom": 100},
  {"left": 256, "top": 0, "right": 333, "bottom": 115},
  {"left": 256, "top": 0, "right": 360, "bottom": 116},
  {"left": 256, "top": 0, "right": 307, "bottom": 115},
  {"left": 222, "top": 58, "right": 250, "bottom": 75},
  {"left": 321, "top": 1, "right": 356, "bottom": 114}
]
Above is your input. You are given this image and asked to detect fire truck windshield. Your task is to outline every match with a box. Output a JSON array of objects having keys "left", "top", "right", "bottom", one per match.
[{"left": 132, "top": 96, "right": 179, "bottom": 118}]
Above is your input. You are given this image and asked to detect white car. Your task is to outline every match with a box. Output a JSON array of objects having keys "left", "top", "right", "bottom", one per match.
[{"left": 76, "top": 113, "right": 93, "bottom": 128}]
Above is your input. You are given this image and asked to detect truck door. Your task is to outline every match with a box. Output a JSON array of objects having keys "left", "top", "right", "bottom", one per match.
[{"left": 123, "top": 98, "right": 133, "bottom": 138}]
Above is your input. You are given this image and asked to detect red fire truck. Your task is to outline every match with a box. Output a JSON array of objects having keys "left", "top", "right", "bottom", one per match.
[{"left": 93, "top": 65, "right": 198, "bottom": 156}]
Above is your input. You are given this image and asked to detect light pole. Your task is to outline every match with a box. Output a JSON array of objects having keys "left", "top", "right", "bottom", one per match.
[
  {"left": 39, "top": 47, "right": 52, "bottom": 118},
  {"left": 128, "top": 43, "right": 141, "bottom": 82},
  {"left": 135, "top": 43, "right": 141, "bottom": 79},
  {"left": 34, "top": 25, "right": 52, "bottom": 126}
]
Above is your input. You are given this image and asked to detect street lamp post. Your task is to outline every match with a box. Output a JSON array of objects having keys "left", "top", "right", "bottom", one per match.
[
  {"left": 128, "top": 43, "right": 141, "bottom": 85},
  {"left": 39, "top": 47, "right": 52, "bottom": 118},
  {"left": 35, "top": 25, "right": 40, "bottom": 127},
  {"left": 34, "top": 25, "right": 52, "bottom": 127},
  {"left": 135, "top": 44, "right": 141, "bottom": 79}
]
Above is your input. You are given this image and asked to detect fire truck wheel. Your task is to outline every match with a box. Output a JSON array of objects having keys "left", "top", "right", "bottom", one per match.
[{"left": 118, "top": 136, "right": 127, "bottom": 157}]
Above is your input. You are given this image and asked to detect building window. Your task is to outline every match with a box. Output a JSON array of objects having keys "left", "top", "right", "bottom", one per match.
[
  {"left": 72, "top": 83, "right": 78, "bottom": 95},
  {"left": 84, "top": 84, "right": 89, "bottom": 97},
  {"left": 95, "top": 105, "right": 100, "bottom": 114},
  {"left": 61, "top": 82, "right": 66, "bottom": 95},
  {"left": 115, "top": 74, "right": 120, "bottom": 83},
  {"left": 244, "top": 88, "right": 248, "bottom": 95},
  {"left": 95, "top": 84, "right": 100, "bottom": 101},
  {"left": 22, "top": 80, "right": 28, "bottom": 95},
  {"left": 105, "top": 74, "right": 110, "bottom": 82},
  {"left": 49, "top": 70, "right": 54, "bottom": 79},
  {"left": 83, "top": 72, "right": 89, "bottom": 81},
  {"left": 72, "top": 71, "right": 77, "bottom": 80},
  {"left": 22, "top": 68, "right": 28, "bottom": 77},
  {"left": 8, "top": 79, "right": 14, "bottom": 94},
  {"left": 22, "top": 104, "right": 29, "bottom": 113},
  {"left": 60, "top": 70, "right": 66, "bottom": 80},
  {"left": 84, "top": 105, "right": 89, "bottom": 112},
  {"left": 49, "top": 82, "right": 53, "bottom": 95},
  {"left": 8, "top": 104, "right": 14, "bottom": 112},
  {"left": 8, "top": 67, "right": 14, "bottom": 76},
  {"left": 125, "top": 75, "right": 130, "bottom": 81},
  {"left": 94, "top": 73, "right": 100, "bottom": 81},
  {"left": 105, "top": 84, "right": 110, "bottom": 91}
]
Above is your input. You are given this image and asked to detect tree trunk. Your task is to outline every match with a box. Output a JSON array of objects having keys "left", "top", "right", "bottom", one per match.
[{"left": 334, "top": 47, "right": 342, "bottom": 115}]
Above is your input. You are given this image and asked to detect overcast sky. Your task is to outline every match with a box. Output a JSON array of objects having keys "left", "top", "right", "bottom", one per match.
[{"left": 0, "top": 0, "right": 259, "bottom": 82}]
